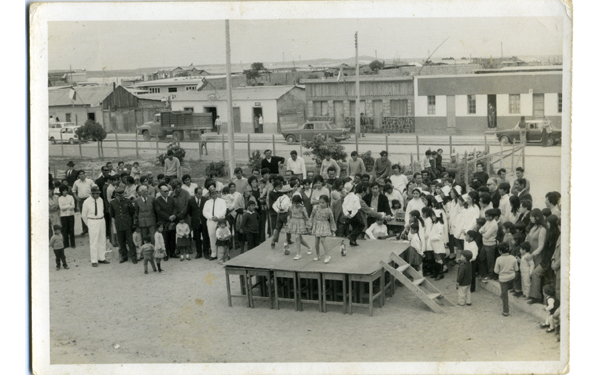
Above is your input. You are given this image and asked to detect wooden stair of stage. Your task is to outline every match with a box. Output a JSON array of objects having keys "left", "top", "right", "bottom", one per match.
[{"left": 380, "top": 253, "right": 455, "bottom": 313}]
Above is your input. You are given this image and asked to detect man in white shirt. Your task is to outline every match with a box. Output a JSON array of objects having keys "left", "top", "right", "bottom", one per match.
[
  {"left": 270, "top": 185, "right": 293, "bottom": 250},
  {"left": 202, "top": 189, "right": 227, "bottom": 259},
  {"left": 232, "top": 167, "right": 249, "bottom": 193},
  {"left": 286, "top": 150, "right": 307, "bottom": 180},
  {"left": 81, "top": 186, "right": 109, "bottom": 267},
  {"left": 497, "top": 182, "right": 512, "bottom": 224},
  {"left": 343, "top": 187, "right": 363, "bottom": 246},
  {"left": 72, "top": 170, "right": 95, "bottom": 235}
]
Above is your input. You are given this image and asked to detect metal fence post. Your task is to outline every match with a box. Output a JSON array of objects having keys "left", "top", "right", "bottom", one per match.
[
  {"left": 385, "top": 134, "right": 389, "bottom": 155},
  {"left": 463, "top": 151, "right": 468, "bottom": 184},
  {"left": 78, "top": 137, "right": 83, "bottom": 158},
  {"left": 248, "top": 134, "right": 251, "bottom": 159},
  {"left": 272, "top": 134, "right": 276, "bottom": 156},
  {"left": 499, "top": 137, "right": 503, "bottom": 170},
  {"left": 135, "top": 131, "right": 139, "bottom": 159},
  {"left": 416, "top": 135, "right": 420, "bottom": 161},
  {"left": 222, "top": 134, "right": 226, "bottom": 161},
  {"left": 115, "top": 132, "right": 121, "bottom": 158},
  {"left": 60, "top": 131, "right": 64, "bottom": 156},
  {"left": 299, "top": 134, "right": 303, "bottom": 156},
  {"left": 449, "top": 135, "right": 453, "bottom": 156}
]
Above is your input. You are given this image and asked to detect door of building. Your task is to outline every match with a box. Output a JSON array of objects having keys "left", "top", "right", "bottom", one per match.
[
  {"left": 533, "top": 94, "right": 545, "bottom": 118},
  {"left": 333, "top": 101, "right": 344, "bottom": 128},
  {"left": 446, "top": 95, "right": 456, "bottom": 128},
  {"left": 253, "top": 107, "right": 263, "bottom": 133},
  {"left": 233, "top": 107, "right": 241, "bottom": 132},
  {"left": 373, "top": 100, "right": 383, "bottom": 129},
  {"left": 204, "top": 107, "right": 217, "bottom": 132}
]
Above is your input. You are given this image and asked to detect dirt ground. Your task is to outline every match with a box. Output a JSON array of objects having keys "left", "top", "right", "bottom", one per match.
[{"left": 48, "top": 217, "right": 560, "bottom": 365}]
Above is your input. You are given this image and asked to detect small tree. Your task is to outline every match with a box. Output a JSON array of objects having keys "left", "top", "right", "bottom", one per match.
[
  {"left": 369, "top": 60, "right": 384, "bottom": 72},
  {"left": 245, "top": 62, "right": 267, "bottom": 85},
  {"left": 157, "top": 142, "right": 186, "bottom": 166},
  {"left": 248, "top": 150, "right": 262, "bottom": 172},
  {"left": 302, "top": 134, "right": 347, "bottom": 170},
  {"left": 75, "top": 119, "right": 107, "bottom": 158}
]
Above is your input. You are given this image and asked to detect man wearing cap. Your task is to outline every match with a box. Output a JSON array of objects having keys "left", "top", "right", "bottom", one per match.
[
  {"left": 65, "top": 161, "right": 78, "bottom": 187},
  {"left": 72, "top": 170, "right": 95, "bottom": 235},
  {"left": 135, "top": 185, "right": 156, "bottom": 245},
  {"left": 203, "top": 189, "right": 228, "bottom": 260},
  {"left": 286, "top": 150, "right": 307, "bottom": 180},
  {"left": 109, "top": 187, "right": 138, "bottom": 264},
  {"left": 372, "top": 150, "right": 392, "bottom": 185},
  {"left": 81, "top": 186, "right": 109, "bottom": 267},
  {"left": 261, "top": 149, "right": 285, "bottom": 175}
]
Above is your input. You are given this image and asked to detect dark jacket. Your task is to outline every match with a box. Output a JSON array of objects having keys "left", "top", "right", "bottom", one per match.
[
  {"left": 362, "top": 193, "right": 392, "bottom": 216},
  {"left": 261, "top": 156, "right": 285, "bottom": 175},
  {"left": 109, "top": 197, "right": 136, "bottom": 231},
  {"left": 65, "top": 168, "right": 79, "bottom": 187},
  {"left": 135, "top": 196, "right": 156, "bottom": 228},
  {"left": 188, "top": 196, "right": 208, "bottom": 230},
  {"left": 456, "top": 261, "right": 472, "bottom": 286},
  {"left": 490, "top": 190, "right": 501, "bottom": 209},
  {"left": 153, "top": 195, "right": 176, "bottom": 227}
]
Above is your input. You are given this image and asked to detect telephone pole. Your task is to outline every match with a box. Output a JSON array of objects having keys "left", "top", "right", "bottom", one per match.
[
  {"left": 225, "top": 20, "right": 236, "bottom": 177},
  {"left": 355, "top": 32, "right": 360, "bottom": 152}
]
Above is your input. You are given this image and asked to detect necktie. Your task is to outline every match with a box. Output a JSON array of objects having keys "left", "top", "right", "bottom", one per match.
[{"left": 94, "top": 198, "right": 97, "bottom": 216}]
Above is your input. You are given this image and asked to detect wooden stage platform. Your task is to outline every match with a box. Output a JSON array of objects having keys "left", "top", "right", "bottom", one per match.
[{"left": 224, "top": 236, "right": 409, "bottom": 315}]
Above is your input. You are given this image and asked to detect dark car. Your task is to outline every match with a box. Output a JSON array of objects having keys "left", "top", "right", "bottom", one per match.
[
  {"left": 282, "top": 121, "right": 351, "bottom": 144},
  {"left": 495, "top": 119, "right": 561, "bottom": 146}
]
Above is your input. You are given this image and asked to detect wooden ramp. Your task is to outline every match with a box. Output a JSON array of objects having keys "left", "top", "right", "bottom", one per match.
[{"left": 380, "top": 252, "right": 454, "bottom": 313}]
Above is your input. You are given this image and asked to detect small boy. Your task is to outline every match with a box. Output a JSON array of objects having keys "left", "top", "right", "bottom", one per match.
[
  {"left": 140, "top": 235, "right": 157, "bottom": 274},
  {"left": 49, "top": 225, "right": 68, "bottom": 270},
  {"left": 465, "top": 230, "right": 479, "bottom": 292},
  {"left": 241, "top": 201, "right": 260, "bottom": 251},
  {"left": 479, "top": 209, "right": 498, "bottom": 281},
  {"left": 494, "top": 242, "right": 519, "bottom": 316},
  {"left": 132, "top": 227, "right": 143, "bottom": 261},
  {"left": 199, "top": 130, "right": 208, "bottom": 155},
  {"left": 518, "top": 242, "right": 535, "bottom": 299},
  {"left": 456, "top": 250, "right": 473, "bottom": 306}
]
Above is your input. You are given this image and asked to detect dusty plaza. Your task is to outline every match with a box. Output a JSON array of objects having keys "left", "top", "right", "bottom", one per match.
[{"left": 30, "top": 2, "right": 576, "bottom": 374}]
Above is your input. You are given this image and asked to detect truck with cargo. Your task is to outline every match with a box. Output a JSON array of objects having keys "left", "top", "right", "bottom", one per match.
[{"left": 137, "top": 111, "right": 213, "bottom": 141}]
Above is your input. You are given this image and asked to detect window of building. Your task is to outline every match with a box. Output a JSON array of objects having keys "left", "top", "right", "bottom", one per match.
[
  {"left": 467, "top": 95, "right": 476, "bottom": 114},
  {"left": 185, "top": 86, "right": 196, "bottom": 91},
  {"left": 427, "top": 96, "right": 436, "bottom": 115},
  {"left": 183, "top": 107, "right": 194, "bottom": 112},
  {"left": 558, "top": 93, "right": 562, "bottom": 113},
  {"left": 509, "top": 94, "right": 521, "bottom": 114},
  {"left": 313, "top": 101, "right": 328, "bottom": 116},
  {"left": 65, "top": 113, "right": 71, "bottom": 122},
  {"left": 168, "top": 87, "right": 177, "bottom": 93},
  {"left": 149, "top": 87, "right": 160, "bottom": 94},
  {"left": 391, "top": 99, "right": 409, "bottom": 116}
]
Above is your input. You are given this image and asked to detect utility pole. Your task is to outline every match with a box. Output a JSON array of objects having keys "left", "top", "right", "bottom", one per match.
[
  {"left": 355, "top": 32, "right": 360, "bottom": 152},
  {"left": 225, "top": 20, "right": 236, "bottom": 178}
]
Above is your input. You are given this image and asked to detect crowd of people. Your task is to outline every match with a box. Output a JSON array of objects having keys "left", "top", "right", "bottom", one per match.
[{"left": 48, "top": 148, "right": 562, "bottom": 333}]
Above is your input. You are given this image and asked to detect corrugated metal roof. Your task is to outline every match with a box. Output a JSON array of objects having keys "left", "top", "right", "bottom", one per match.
[
  {"left": 132, "top": 75, "right": 237, "bottom": 87},
  {"left": 48, "top": 86, "right": 113, "bottom": 107},
  {"left": 171, "top": 85, "right": 303, "bottom": 102}
]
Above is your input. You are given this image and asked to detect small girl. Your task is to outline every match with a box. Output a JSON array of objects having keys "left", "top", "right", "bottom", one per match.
[
  {"left": 130, "top": 161, "right": 142, "bottom": 180},
  {"left": 287, "top": 195, "right": 312, "bottom": 260},
  {"left": 309, "top": 195, "right": 336, "bottom": 263},
  {"left": 404, "top": 223, "right": 424, "bottom": 274},
  {"left": 422, "top": 207, "right": 435, "bottom": 276},
  {"left": 390, "top": 199, "right": 403, "bottom": 221},
  {"left": 540, "top": 285, "right": 560, "bottom": 333},
  {"left": 519, "top": 242, "right": 535, "bottom": 299},
  {"left": 216, "top": 219, "right": 232, "bottom": 265},
  {"left": 429, "top": 213, "right": 446, "bottom": 280},
  {"left": 132, "top": 227, "right": 143, "bottom": 261},
  {"left": 176, "top": 218, "right": 192, "bottom": 261},
  {"left": 154, "top": 223, "right": 166, "bottom": 272}
]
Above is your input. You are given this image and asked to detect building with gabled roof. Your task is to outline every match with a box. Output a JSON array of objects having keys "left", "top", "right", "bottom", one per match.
[
  {"left": 100, "top": 85, "right": 168, "bottom": 132},
  {"left": 48, "top": 85, "right": 113, "bottom": 126}
]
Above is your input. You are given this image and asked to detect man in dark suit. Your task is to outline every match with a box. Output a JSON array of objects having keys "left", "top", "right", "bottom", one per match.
[
  {"left": 135, "top": 185, "right": 156, "bottom": 245},
  {"left": 188, "top": 187, "right": 210, "bottom": 259},
  {"left": 153, "top": 183, "right": 177, "bottom": 260},
  {"left": 65, "top": 161, "right": 78, "bottom": 187},
  {"left": 487, "top": 177, "right": 501, "bottom": 209},
  {"left": 260, "top": 149, "right": 285, "bottom": 175},
  {"left": 362, "top": 183, "right": 392, "bottom": 227},
  {"left": 109, "top": 187, "right": 137, "bottom": 264},
  {"left": 514, "top": 178, "right": 533, "bottom": 204},
  {"left": 516, "top": 199, "right": 532, "bottom": 228}
]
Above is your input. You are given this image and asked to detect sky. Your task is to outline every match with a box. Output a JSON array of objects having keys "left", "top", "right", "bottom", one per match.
[{"left": 48, "top": 17, "right": 564, "bottom": 71}]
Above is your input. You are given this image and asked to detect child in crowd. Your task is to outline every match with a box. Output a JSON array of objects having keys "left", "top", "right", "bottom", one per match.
[
  {"left": 540, "top": 285, "right": 560, "bottom": 333},
  {"left": 130, "top": 161, "right": 142, "bottom": 181},
  {"left": 176, "top": 218, "right": 192, "bottom": 261},
  {"left": 479, "top": 209, "right": 498, "bottom": 281},
  {"left": 49, "top": 225, "right": 68, "bottom": 271},
  {"left": 310, "top": 195, "right": 336, "bottom": 263},
  {"left": 141, "top": 235, "right": 157, "bottom": 274},
  {"left": 429, "top": 213, "right": 446, "bottom": 280},
  {"left": 518, "top": 242, "right": 535, "bottom": 299},
  {"left": 390, "top": 199, "right": 403, "bottom": 220},
  {"left": 403, "top": 223, "right": 424, "bottom": 274},
  {"left": 508, "top": 232, "right": 525, "bottom": 297},
  {"left": 464, "top": 230, "right": 479, "bottom": 291},
  {"left": 502, "top": 221, "right": 514, "bottom": 245},
  {"left": 365, "top": 216, "right": 389, "bottom": 240},
  {"left": 154, "top": 223, "right": 166, "bottom": 272},
  {"left": 456, "top": 250, "right": 473, "bottom": 306},
  {"left": 287, "top": 195, "right": 312, "bottom": 260},
  {"left": 116, "top": 161, "right": 127, "bottom": 175},
  {"left": 132, "top": 227, "right": 143, "bottom": 261},
  {"left": 216, "top": 219, "right": 232, "bottom": 265},
  {"left": 199, "top": 130, "right": 208, "bottom": 155},
  {"left": 494, "top": 242, "right": 519, "bottom": 316},
  {"left": 240, "top": 201, "right": 260, "bottom": 251}
]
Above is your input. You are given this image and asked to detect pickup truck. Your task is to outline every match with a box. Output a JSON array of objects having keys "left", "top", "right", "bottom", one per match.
[{"left": 137, "top": 111, "right": 213, "bottom": 141}]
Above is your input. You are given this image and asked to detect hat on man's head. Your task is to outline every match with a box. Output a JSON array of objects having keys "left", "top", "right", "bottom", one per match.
[
  {"left": 67, "top": 161, "right": 75, "bottom": 167},
  {"left": 114, "top": 187, "right": 125, "bottom": 195},
  {"left": 280, "top": 185, "right": 292, "bottom": 193},
  {"left": 91, "top": 185, "right": 101, "bottom": 193}
]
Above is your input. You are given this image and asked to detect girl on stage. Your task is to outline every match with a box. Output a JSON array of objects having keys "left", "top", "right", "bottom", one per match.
[
  {"left": 287, "top": 195, "right": 312, "bottom": 260},
  {"left": 309, "top": 195, "right": 337, "bottom": 263}
]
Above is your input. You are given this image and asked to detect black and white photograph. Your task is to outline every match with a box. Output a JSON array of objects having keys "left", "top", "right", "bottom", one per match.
[{"left": 30, "top": 1, "right": 574, "bottom": 374}]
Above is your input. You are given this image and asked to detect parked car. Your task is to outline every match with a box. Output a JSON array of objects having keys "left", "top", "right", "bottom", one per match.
[
  {"left": 282, "top": 121, "right": 351, "bottom": 144},
  {"left": 495, "top": 119, "right": 561, "bottom": 146},
  {"left": 49, "top": 122, "right": 81, "bottom": 144}
]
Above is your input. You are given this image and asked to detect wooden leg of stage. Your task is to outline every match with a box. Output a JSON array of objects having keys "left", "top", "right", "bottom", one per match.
[
  {"left": 226, "top": 270, "right": 232, "bottom": 307},
  {"left": 380, "top": 271, "right": 385, "bottom": 307},
  {"left": 343, "top": 276, "right": 347, "bottom": 314},
  {"left": 369, "top": 280, "right": 374, "bottom": 316},
  {"left": 318, "top": 275, "right": 323, "bottom": 313},
  {"left": 274, "top": 275, "right": 280, "bottom": 310},
  {"left": 348, "top": 278, "right": 353, "bottom": 315},
  {"left": 293, "top": 273, "right": 299, "bottom": 311},
  {"left": 322, "top": 279, "right": 328, "bottom": 313},
  {"left": 268, "top": 272, "right": 273, "bottom": 309}
]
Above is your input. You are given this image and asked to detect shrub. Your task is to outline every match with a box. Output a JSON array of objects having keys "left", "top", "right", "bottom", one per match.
[
  {"left": 359, "top": 151, "right": 375, "bottom": 172},
  {"left": 301, "top": 134, "right": 347, "bottom": 169},
  {"left": 157, "top": 142, "right": 186, "bottom": 166},
  {"left": 205, "top": 160, "right": 228, "bottom": 178},
  {"left": 248, "top": 150, "right": 262, "bottom": 172}
]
